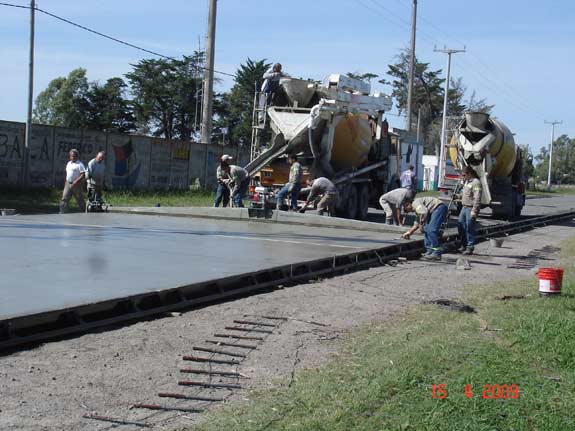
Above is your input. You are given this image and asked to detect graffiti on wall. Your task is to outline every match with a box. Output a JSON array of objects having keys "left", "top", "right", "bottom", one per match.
[{"left": 112, "top": 138, "right": 141, "bottom": 188}]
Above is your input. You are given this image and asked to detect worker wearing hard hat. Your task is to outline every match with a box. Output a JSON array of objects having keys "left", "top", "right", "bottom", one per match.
[
  {"left": 458, "top": 166, "right": 482, "bottom": 255},
  {"left": 401, "top": 197, "right": 448, "bottom": 261},
  {"left": 379, "top": 188, "right": 416, "bottom": 225},
  {"left": 224, "top": 163, "right": 250, "bottom": 208},
  {"left": 214, "top": 154, "right": 232, "bottom": 207},
  {"left": 299, "top": 177, "right": 339, "bottom": 216},
  {"left": 276, "top": 154, "right": 302, "bottom": 211}
]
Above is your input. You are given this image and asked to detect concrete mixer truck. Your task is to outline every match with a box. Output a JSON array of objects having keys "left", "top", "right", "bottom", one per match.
[
  {"left": 440, "top": 112, "right": 525, "bottom": 219},
  {"left": 246, "top": 74, "right": 414, "bottom": 220}
]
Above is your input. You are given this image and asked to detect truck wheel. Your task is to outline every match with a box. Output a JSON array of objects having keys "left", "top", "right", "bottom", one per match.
[
  {"left": 344, "top": 185, "right": 358, "bottom": 219},
  {"left": 356, "top": 184, "right": 369, "bottom": 220}
]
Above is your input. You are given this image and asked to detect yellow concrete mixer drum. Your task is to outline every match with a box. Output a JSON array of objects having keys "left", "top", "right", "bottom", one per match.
[{"left": 330, "top": 114, "right": 372, "bottom": 171}]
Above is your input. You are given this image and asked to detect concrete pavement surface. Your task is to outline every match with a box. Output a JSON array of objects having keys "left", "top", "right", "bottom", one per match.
[{"left": 0, "top": 213, "right": 404, "bottom": 321}]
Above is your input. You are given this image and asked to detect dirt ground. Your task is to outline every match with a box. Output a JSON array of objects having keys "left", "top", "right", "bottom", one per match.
[{"left": 1, "top": 198, "right": 574, "bottom": 430}]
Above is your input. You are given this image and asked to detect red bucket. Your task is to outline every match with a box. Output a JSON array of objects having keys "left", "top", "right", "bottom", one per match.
[{"left": 537, "top": 267, "right": 564, "bottom": 296}]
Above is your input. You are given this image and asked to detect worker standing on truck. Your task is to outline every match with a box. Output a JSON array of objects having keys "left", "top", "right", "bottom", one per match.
[
  {"left": 276, "top": 154, "right": 302, "bottom": 211},
  {"left": 458, "top": 166, "right": 482, "bottom": 255},
  {"left": 259, "top": 63, "right": 285, "bottom": 122},
  {"left": 214, "top": 154, "right": 232, "bottom": 207},
  {"left": 400, "top": 165, "right": 416, "bottom": 190},
  {"left": 299, "top": 177, "right": 339, "bottom": 216},
  {"left": 401, "top": 197, "right": 448, "bottom": 261},
  {"left": 379, "top": 188, "right": 416, "bottom": 225},
  {"left": 226, "top": 164, "right": 250, "bottom": 208}
]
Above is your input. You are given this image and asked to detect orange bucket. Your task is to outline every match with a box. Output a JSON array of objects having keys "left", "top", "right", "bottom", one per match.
[{"left": 537, "top": 267, "right": 564, "bottom": 296}]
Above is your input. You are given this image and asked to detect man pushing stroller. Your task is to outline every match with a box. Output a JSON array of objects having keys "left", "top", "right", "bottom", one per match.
[{"left": 86, "top": 151, "right": 108, "bottom": 212}]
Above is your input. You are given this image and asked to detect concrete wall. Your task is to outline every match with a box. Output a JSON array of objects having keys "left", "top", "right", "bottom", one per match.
[{"left": 0, "top": 120, "right": 250, "bottom": 190}]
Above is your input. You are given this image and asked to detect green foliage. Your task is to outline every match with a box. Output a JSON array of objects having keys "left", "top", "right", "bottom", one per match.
[
  {"left": 346, "top": 72, "right": 379, "bottom": 83},
  {"left": 125, "top": 52, "right": 206, "bottom": 140},
  {"left": 33, "top": 68, "right": 136, "bottom": 133},
  {"left": 534, "top": 134, "right": 575, "bottom": 184},
  {"left": 33, "top": 68, "right": 90, "bottom": 128}
]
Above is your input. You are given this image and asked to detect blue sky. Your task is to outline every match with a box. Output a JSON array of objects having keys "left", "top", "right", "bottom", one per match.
[{"left": 1, "top": 0, "right": 573, "bottom": 155}]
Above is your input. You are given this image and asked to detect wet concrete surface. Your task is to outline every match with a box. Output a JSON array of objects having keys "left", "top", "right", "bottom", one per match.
[{"left": 0, "top": 213, "right": 403, "bottom": 320}]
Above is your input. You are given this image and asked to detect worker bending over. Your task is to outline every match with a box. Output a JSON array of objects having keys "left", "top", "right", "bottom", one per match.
[
  {"left": 225, "top": 164, "right": 250, "bottom": 208},
  {"left": 214, "top": 154, "right": 232, "bottom": 207},
  {"left": 299, "top": 177, "right": 339, "bottom": 216},
  {"left": 458, "top": 166, "right": 482, "bottom": 255},
  {"left": 402, "top": 197, "right": 448, "bottom": 261},
  {"left": 276, "top": 154, "right": 302, "bottom": 211},
  {"left": 86, "top": 151, "right": 107, "bottom": 204},
  {"left": 379, "top": 188, "right": 416, "bottom": 225}
]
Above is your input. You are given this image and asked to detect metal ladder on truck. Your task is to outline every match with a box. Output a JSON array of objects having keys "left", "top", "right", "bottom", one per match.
[{"left": 250, "top": 85, "right": 268, "bottom": 162}]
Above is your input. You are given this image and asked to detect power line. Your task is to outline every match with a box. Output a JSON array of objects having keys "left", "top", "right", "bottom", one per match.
[{"left": 0, "top": 1, "right": 236, "bottom": 78}]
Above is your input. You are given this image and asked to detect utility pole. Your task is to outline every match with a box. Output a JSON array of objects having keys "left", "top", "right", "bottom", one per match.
[
  {"left": 200, "top": 0, "right": 217, "bottom": 145},
  {"left": 24, "top": 0, "right": 36, "bottom": 188},
  {"left": 405, "top": 0, "right": 417, "bottom": 133},
  {"left": 544, "top": 120, "right": 562, "bottom": 189},
  {"left": 435, "top": 46, "right": 465, "bottom": 188}
]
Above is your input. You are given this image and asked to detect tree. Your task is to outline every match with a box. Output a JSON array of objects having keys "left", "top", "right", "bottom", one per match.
[
  {"left": 33, "top": 68, "right": 90, "bottom": 128},
  {"left": 346, "top": 72, "right": 379, "bottom": 83},
  {"left": 383, "top": 50, "right": 493, "bottom": 156},
  {"left": 219, "top": 58, "right": 271, "bottom": 147},
  {"left": 126, "top": 52, "right": 205, "bottom": 141},
  {"left": 84, "top": 78, "right": 136, "bottom": 133}
]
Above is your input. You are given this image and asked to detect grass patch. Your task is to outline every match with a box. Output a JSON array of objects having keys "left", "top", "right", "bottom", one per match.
[
  {"left": 187, "top": 239, "right": 575, "bottom": 431},
  {"left": 0, "top": 187, "right": 216, "bottom": 213}
]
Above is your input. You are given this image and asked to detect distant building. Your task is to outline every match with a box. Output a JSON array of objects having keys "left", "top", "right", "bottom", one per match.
[
  {"left": 388, "top": 127, "right": 424, "bottom": 191},
  {"left": 422, "top": 155, "right": 438, "bottom": 191}
]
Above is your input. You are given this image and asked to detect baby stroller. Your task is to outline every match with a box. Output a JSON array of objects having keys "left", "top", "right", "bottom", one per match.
[{"left": 86, "top": 183, "right": 109, "bottom": 213}]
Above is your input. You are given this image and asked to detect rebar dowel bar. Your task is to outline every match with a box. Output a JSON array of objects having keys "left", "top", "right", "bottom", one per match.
[
  {"left": 158, "top": 392, "right": 224, "bottom": 402},
  {"left": 224, "top": 326, "right": 273, "bottom": 334},
  {"left": 180, "top": 368, "right": 243, "bottom": 377},
  {"left": 206, "top": 340, "right": 257, "bottom": 349},
  {"left": 192, "top": 346, "right": 247, "bottom": 358},
  {"left": 178, "top": 380, "right": 243, "bottom": 390},
  {"left": 82, "top": 413, "right": 151, "bottom": 427},
  {"left": 132, "top": 403, "right": 203, "bottom": 413},
  {"left": 182, "top": 355, "right": 240, "bottom": 365},
  {"left": 214, "top": 333, "right": 264, "bottom": 341},
  {"left": 232, "top": 319, "right": 277, "bottom": 327}
]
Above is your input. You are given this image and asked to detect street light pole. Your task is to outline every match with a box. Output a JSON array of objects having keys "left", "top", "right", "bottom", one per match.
[
  {"left": 544, "top": 120, "right": 562, "bottom": 189},
  {"left": 435, "top": 46, "right": 465, "bottom": 188}
]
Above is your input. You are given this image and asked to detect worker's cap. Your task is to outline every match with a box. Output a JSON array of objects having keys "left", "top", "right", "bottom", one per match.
[{"left": 221, "top": 154, "right": 233, "bottom": 162}]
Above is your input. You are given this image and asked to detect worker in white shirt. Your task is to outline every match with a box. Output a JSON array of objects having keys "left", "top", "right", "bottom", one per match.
[
  {"left": 458, "top": 166, "right": 483, "bottom": 255},
  {"left": 59, "top": 149, "right": 86, "bottom": 214},
  {"left": 400, "top": 165, "right": 416, "bottom": 190}
]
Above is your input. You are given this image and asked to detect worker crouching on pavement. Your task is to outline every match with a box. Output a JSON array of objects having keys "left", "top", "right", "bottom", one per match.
[
  {"left": 402, "top": 197, "right": 448, "bottom": 261},
  {"left": 214, "top": 154, "right": 232, "bottom": 207},
  {"left": 458, "top": 166, "right": 482, "bottom": 255},
  {"left": 379, "top": 187, "right": 416, "bottom": 225},
  {"left": 59, "top": 149, "right": 86, "bottom": 214},
  {"left": 299, "top": 177, "right": 339, "bottom": 216},
  {"left": 225, "top": 163, "right": 250, "bottom": 208},
  {"left": 276, "top": 154, "right": 302, "bottom": 211}
]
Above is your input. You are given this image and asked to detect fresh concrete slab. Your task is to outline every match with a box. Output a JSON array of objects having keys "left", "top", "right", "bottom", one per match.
[{"left": 0, "top": 213, "right": 405, "bottom": 321}]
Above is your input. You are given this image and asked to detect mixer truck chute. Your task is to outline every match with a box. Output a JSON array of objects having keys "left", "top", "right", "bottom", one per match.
[
  {"left": 442, "top": 112, "right": 525, "bottom": 219},
  {"left": 247, "top": 74, "right": 417, "bottom": 220}
]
